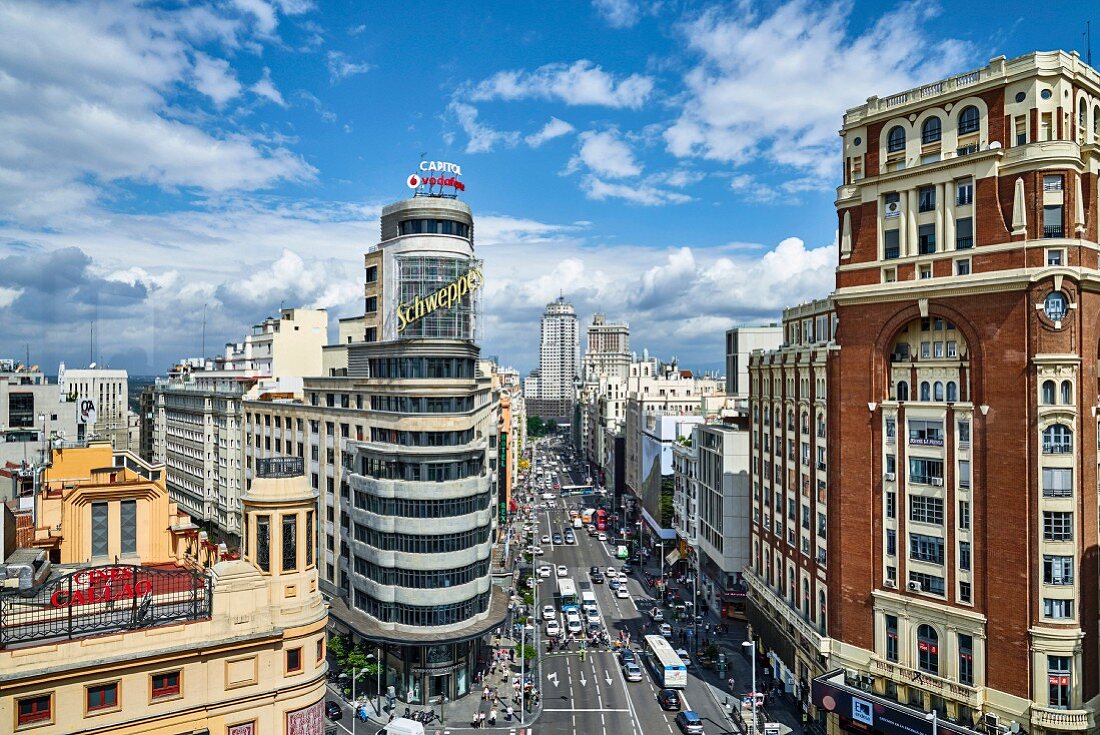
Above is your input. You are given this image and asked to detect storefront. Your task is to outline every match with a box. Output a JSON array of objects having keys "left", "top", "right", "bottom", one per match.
[
  {"left": 812, "top": 670, "right": 983, "bottom": 735},
  {"left": 393, "top": 641, "right": 480, "bottom": 704}
]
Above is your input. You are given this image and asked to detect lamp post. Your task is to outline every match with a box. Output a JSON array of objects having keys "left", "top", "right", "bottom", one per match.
[
  {"left": 350, "top": 666, "right": 369, "bottom": 734},
  {"left": 742, "top": 639, "right": 757, "bottom": 735},
  {"left": 373, "top": 648, "right": 383, "bottom": 717},
  {"left": 926, "top": 710, "right": 938, "bottom": 735}
]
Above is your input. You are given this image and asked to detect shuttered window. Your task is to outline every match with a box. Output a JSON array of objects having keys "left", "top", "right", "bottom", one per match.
[
  {"left": 92, "top": 502, "right": 109, "bottom": 557},
  {"left": 120, "top": 500, "right": 137, "bottom": 554}
]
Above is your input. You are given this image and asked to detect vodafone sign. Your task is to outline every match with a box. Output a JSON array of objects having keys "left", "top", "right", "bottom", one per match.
[{"left": 407, "top": 160, "right": 465, "bottom": 193}]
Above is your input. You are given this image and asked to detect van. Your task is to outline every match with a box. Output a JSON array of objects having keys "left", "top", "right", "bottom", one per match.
[
  {"left": 375, "top": 718, "right": 426, "bottom": 735},
  {"left": 573, "top": 517, "right": 582, "bottom": 529}
]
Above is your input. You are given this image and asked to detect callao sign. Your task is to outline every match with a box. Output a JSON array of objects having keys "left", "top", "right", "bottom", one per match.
[
  {"left": 397, "top": 267, "right": 484, "bottom": 332},
  {"left": 49, "top": 566, "right": 152, "bottom": 608},
  {"left": 407, "top": 160, "right": 465, "bottom": 193}
]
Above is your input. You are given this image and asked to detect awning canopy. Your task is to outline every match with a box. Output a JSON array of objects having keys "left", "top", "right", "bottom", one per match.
[{"left": 665, "top": 548, "right": 682, "bottom": 566}]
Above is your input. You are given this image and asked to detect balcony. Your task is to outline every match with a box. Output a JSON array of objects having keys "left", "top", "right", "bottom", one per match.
[
  {"left": 868, "top": 656, "right": 981, "bottom": 708},
  {"left": 1031, "top": 705, "right": 1091, "bottom": 731},
  {"left": 1043, "top": 442, "right": 1072, "bottom": 454},
  {"left": 1044, "top": 225, "right": 1064, "bottom": 238},
  {"left": 955, "top": 237, "right": 973, "bottom": 250}
]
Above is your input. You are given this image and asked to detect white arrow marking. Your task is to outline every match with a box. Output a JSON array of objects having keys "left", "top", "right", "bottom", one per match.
[
  {"left": 605, "top": 673, "right": 612, "bottom": 686},
  {"left": 580, "top": 675, "right": 587, "bottom": 687}
]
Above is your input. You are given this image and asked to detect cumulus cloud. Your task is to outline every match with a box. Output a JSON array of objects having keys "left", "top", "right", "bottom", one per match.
[
  {"left": 561, "top": 130, "right": 690, "bottom": 205},
  {"left": 665, "top": 0, "right": 971, "bottom": 177},
  {"left": 568, "top": 130, "right": 641, "bottom": 178},
  {"left": 468, "top": 60, "right": 654, "bottom": 109},
  {"left": 192, "top": 52, "right": 242, "bottom": 107},
  {"left": 526, "top": 117, "right": 576, "bottom": 147},
  {"left": 250, "top": 67, "right": 286, "bottom": 106},
  {"left": 449, "top": 102, "right": 520, "bottom": 153},
  {"left": 326, "top": 50, "right": 372, "bottom": 82}
]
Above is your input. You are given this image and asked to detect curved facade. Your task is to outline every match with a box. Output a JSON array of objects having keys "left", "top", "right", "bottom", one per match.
[{"left": 337, "top": 194, "right": 505, "bottom": 704}]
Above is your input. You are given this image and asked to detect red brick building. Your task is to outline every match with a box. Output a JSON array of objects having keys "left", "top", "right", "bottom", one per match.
[{"left": 750, "top": 51, "right": 1100, "bottom": 735}]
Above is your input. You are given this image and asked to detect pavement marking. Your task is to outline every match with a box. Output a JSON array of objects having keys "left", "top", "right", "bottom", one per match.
[{"left": 542, "top": 707, "right": 630, "bottom": 712}]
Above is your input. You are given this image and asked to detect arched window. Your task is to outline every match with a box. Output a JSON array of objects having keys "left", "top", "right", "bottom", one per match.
[
  {"left": 920, "top": 381, "right": 931, "bottom": 401},
  {"left": 946, "top": 381, "right": 958, "bottom": 402},
  {"left": 897, "top": 381, "right": 909, "bottom": 401},
  {"left": 1079, "top": 99, "right": 1087, "bottom": 128},
  {"left": 1094, "top": 105, "right": 1100, "bottom": 139},
  {"left": 917, "top": 625, "right": 939, "bottom": 674},
  {"left": 1043, "top": 424, "right": 1073, "bottom": 454},
  {"left": 933, "top": 381, "right": 944, "bottom": 401},
  {"left": 1042, "top": 380, "right": 1056, "bottom": 404},
  {"left": 921, "top": 116, "right": 942, "bottom": 144},
  {"left": 818, "top": 590, "right": 827, "bottom": 633},
  {"left": 1060, "top": 380, "right": 1073, "bottom": 405},
  {"left": 802, "top": 578, "right": 810, "bottom": 617},
  {"left": 958, "top": 105, "right": 980, "bottom": 135},
  {"left": 887, "top": 126, "right": 906, "bottom": 153}
]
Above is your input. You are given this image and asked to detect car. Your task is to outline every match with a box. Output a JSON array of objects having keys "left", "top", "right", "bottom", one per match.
[
  {"left": 552, "top": 534, "right": 563, "bottom": 544},
  {"left": 565, "top": 614, "right": 583, "bottom": 634},
  {"left": 590, "top": 570, "right": 604, "bottom": 583},
  {"left": 531, "top": 546, "right": 544, "bottom": 555},
  {"left": 675, "top": 648, "right": 692, "bottom": 667},
  {"left": 619, "top": 648, "right": 637, "bottom": 665},
  {"left": 546, "top": 619, "right": 562, "bottom": 636},
  {"left": 657, "top": 689, "right": 682, "bottom": 711},
  {"left": 585, "top": 609, "right": 600, "bottom": 624},
  {"left": 538, "top": 566, "right": 552, "bottom": 578},
  {"left": 675, "top": 710, "right": 705, "bottom": 735},
  {"left": 543, "top": 604, "right": 557, "bottom": 620},
  {"left": 541, "top": 535, "right": 551, "bottom": 544},
  {"left": 624, "top": 662, "right": 643, "bottom": 681},
  {"left": 616, "top": 586, "right": 630, "bottom": 599},
  {"left": 556, "top": 565, "right": 568, "bottom": 577},
  {"left": 650, "top": 608, "right": 665, "bottom": 622},
  {"left": 608, "top": 578, "right": 620, "bottom": 590},
  {"left": 564, "top": 533, "right": 576, "bottom": 545},
  {"left": 659, "top": 623, "right": 672, "bottom": 637},
  {"left": 605, "top": 566, "right": 617, "bottom": 577},
  {"left": 325, "top": 700, "right": 343, "bottom": 720},
  {"left": 620, "top": 564, "right": 632, "bottom": 575},
  {"left": 598, "top": 532, "right": 607, "bottom": 542}
]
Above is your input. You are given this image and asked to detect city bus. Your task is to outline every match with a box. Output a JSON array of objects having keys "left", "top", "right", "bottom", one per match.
[
  {"left": 595, "top": 508, "right": 608, "bottom": 531},
  {"left": 641, "top": 635, "right": 688, "bottom": 688},
  {"left": 558, "top": 578, "right": 579, "bottom": 613}
]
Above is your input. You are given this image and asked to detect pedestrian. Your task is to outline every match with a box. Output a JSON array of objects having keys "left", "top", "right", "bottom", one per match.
[
  {"left": 482, "top": 686, "right": 490, "bottom": 701},
  {"left": 489, "top": 707, "right": 498, "bottom": 725},
  {"left": 506, "top": 705, "right": 514, "bottom": 721},
  {"left": 479, "top": 711, "right": 487, "bottom": 728},
  {"left": 728, "top": 677, "right": 736, "bottom": 691}
]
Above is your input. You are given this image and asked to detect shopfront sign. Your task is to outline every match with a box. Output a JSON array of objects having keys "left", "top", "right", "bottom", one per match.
[
  {"left": 286, "top": 700, "right": 325, "bottom": 735},
  {"left": 407, "top": 160, "right": 465, "bottom": 193},
  {"left": 396, "top": 266, "right": 484, "bottom": 333},
  {"left": 49, "top": 566, "right": 152, "bottom": 608}
]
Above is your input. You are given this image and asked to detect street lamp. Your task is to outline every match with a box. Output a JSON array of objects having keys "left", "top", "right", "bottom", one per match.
[
  {"left": 742, "top": 640, "right": 757, "bottom": 735},
  {"left": 926, "top": 710, "right": 938, "bottom": 735},
  {"left": 348, "top": 666, "right": 370, "bottom": 733}
]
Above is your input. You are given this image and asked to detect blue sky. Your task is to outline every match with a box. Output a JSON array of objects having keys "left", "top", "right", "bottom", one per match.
[{"left": 0, "top": 0, "right": 1095, "bottom": 376}]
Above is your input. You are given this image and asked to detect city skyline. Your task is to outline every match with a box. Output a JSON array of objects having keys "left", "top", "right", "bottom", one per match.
[{"left": 0, "top": 0, "right": 1094, "bottom": 376}]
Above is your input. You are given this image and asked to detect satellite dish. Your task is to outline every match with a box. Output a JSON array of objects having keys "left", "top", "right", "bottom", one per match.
[{"left": 989, "top": 140, "right": 1002, "bottom": 149}]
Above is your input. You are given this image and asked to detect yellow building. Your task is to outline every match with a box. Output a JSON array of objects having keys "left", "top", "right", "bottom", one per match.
[{"left": 1, "top": 446, "right": 328, "bottom": 735}]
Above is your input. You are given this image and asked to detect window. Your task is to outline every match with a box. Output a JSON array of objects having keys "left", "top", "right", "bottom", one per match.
[
  {"left": 959, "top": 541, "right": 970, "bottom": 570},
  {"left": 918, "top": 186, "right": 936, "bottom": 212},
  {"left": 365, "top": 296, "right": 378, "bottom": 313},
  {"left": 1015, "top": 115, "right": 1028, "bottom": 145},
  {"left": 1044, "top": 292, "right": 1068, "bottom": 321},
  {"left": 1044, "top": 555, "right": 1073, "bottom": 585},
  {"left": 1048, "top": 656, "right": 1072, "bottom": 709},
  {"left": 1044, "top": 598, "right": 1074, "bottom": 620},
  {"left": 909, "top": 420, "right": 944, "bottom": 446},
  {"left": 306, "top": 510, "right": 315, "bottom": 567},
  {"left": 917, "top": 625, "right": 940, "bottom": 674},
  {"left": 896, "top": 381, "right": 909, "bottom": 401},
  {"left": 1047, "top": 249, "right": 1064, "bottom": 266},
  {"left": 910, "top": 533, "right": 944, "bottom": 564},
  {"left": 1043, "top": 511, "right": 1073, "bottom": 541},
  {"left": 287, "top": 647, "right": 302, "bottom": 673},
  {"left": 1043, "top": 205, "right": 1063, "bottom": 238},
  {"left": 955, "top": 259, "right": 970, "bottom": 276},
  {"left": 1060, "top": 380, "right": 1072, "bottom": 405},
  {"left": 1043, "top": 174, "right": 1064, "bottom": 192},
  {"left": 958, "top": 420, "right": 970, "bottom": 444},
  {"left": 120, "top": 499, "right": 136, "bottom": 555},
  {"left": 92, "top": 502, "right": 108, "bottom": 558},
  {"left": 16, "top": 694, "right": 52, "bottom": 726},
  {"left": 887, "top": 126, "right": 906, "bottom": 153},
  {"left": 920, "top": 381, "right": 931, "bottom": 400},
  {"left": 86, "top": 682, "right": 119, "bottom": 713},
  {"left": 958, "top": 105, "right": 980, "bottom": 134},
  {"left": 886, "top": 492, "right": 896, "bottom": 519},
  {"left": 946, "top": 381, "right": 958, "bottom": 402},
  {"left": 910, "top": 495, "right": 944, "bottom": 525},
  {"left": 885, "top": 615, "right": 899, "bottom": 662},
  {"left": 909, "top": 457, "right": 944, "bottom": 486},
  {"left": 956, "top": 180, "right": 974, "bottom": 206},
  {"left": 959, "top": 500, "right": 970, "bottom": 530},
  {"left": 959, "top": 581, "right": 971, "bottom": 603},
  {"left": 933, "top": 381, "right": 944, "bottom": 401},
  {"left": 1042, "top": 424, "right": 1072, "bottom": 454},
  {"left": 8, "top": 392, "right": 34, "bottom": 427},
  {"left": 884, "top": 192, "right": 901, "bottom": 218},
  {"left": 151, "top": 671, "right": 181, "bottom": 699},
  {"left": 365, "top": 265, "right": 378, "bottom": 283},
  {"left": 282, "top": 515, "right": 298, "bottom": 571},
  {"left": 886, "top": 529, "right": 896, "bottom": 556},
  {"left": 955, "top": 216, "right": 973, "bottom": 249},
  {"left": 1043, "top": 467, "right": 1072, "bottom": 497},
  {"left": 1042, "top": 379, "right": 1056, "bottom": 404},
  {"left": 884, "top": 229, "right": 900, "bottom": 260},
  {"left": 921, "top": 117, "right": 942, "bottom": 144},
  {"left": 256, "top": 515, "right": 270, "bottom": 572},
  {"left": 918, "top": 224, "right": 936, "bottom": 254},
  {"left": 958, "top": 634, "right": 974, "bottom": 686}
]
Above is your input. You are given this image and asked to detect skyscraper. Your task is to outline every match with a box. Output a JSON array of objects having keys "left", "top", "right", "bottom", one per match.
[{"left": 530, "top": 296, "right": 579, "bottom": 421}]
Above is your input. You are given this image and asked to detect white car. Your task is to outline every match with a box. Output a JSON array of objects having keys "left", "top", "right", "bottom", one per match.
[
  {"left": 676, "top": 648, "right": 692, "bottom": 667},
  {"left": 531, "top": 546, "right": 545, "bottom": 556},
  {"left": 585, "top": 609, "right": 601, "bottom": 624},
  {"left": 624, "top": 662, "right": 643, "bottom": 682},
  {"left": 659, "top": 623, "right": 672, "bottom": 638},
  {"left": 543, "top": 605, "right": 557, "bottom": 620},
  {"left": 605, "top": 567, "right": 617, "bottom": 577},
  {"left": 616, "top": 586, "right": 630, "bottom": 599},
  {"left": 546, "top": 619, "right": 562, "bottom": 637},
  {"left": 538, "top": 566, "right": 552, "bottom": 578},
  {"left": 565, "top": 613, "right": 583, "bottom": 634},
  {"left": 556, "top": 565, "right": 568, "bottom": 577},
  {"left": 541, "top": 535, "right": 551, "bottom": 544},
  {"left": 598, "top": 532, "right": 607, "bottom": 542}
]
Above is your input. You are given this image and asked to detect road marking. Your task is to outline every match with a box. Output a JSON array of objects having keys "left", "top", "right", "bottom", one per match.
[{"left": 542, "top": 707, "right": 630, "bottom": 712}]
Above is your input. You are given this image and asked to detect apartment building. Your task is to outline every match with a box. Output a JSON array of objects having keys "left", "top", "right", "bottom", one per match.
[{"left": 60, "top": 367, "right": 129, "bottom": 450}]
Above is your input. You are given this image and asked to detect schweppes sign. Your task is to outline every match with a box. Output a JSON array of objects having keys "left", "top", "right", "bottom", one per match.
[{"left": 397, "top": 267, "right": 484, "bottom": 333}]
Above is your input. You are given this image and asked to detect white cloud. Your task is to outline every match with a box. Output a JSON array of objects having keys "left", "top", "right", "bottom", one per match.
[
  {"left": 665, "top": 0, "right": 971, "bottom": 177},
  {"left": 0, "top": 287, "right": 23, "bottom": 309},
  {"left": 250, "top": 67, "right": 286, "bottom": 106},
  {"left": 568, "top": 130, "right": 641, "bottom": 178},
  {"left": 326, "top": 51, "right": 372, "bottom": 83},
  {"left": 581, "top": 176, "right": 691, "bottom": 206},
  {"left": 469, "top": 60, "right": 654, "bottom": 109},
  {"left": 192, "top": 53, "right": 241, "bottom": 107},
  {"left": 449, "top": 103, "right": 520, "bottom": 153},
  {"left": 593, "top": 0, "right": 640, "bottom": 28},
  {"left": 526, "top": 117, "right": 575, "bottom": 147}
]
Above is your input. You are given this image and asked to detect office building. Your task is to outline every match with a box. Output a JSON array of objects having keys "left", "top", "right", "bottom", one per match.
[
  {"left": 528, "top": 296, "right": 579, "bottom": 422},
  {"left": 725, "top": 326, "right": 783, "bottom": 398},
  {"left": 60, "top": 367, "right": 129, "bottom": 449}
]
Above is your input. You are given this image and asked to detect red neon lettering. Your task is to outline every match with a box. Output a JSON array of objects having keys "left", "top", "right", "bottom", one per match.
[{"left": 49, "top": 567, "right": 152, "bottom": 608}]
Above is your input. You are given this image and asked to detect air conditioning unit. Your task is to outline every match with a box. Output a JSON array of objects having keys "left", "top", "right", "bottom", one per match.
[
  {"left": 884, "top": 472, "right": 896, "bottom": 481},
  {"left": 907, "top": 580, "right": 923, "bottom": 593},
  {"left": 931, "top": 477, "right": 944, "bottom": 486},
  {"left": 883, "top": 579, "right": 898, "bottom": 589}
]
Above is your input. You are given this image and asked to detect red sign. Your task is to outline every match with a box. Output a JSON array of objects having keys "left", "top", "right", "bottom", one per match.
[
  {"left": 286, "top": 700, "right": 325, "bottom": 735},
  {"left": 49, "top": 566, "right": 152, "bottom": 608}
]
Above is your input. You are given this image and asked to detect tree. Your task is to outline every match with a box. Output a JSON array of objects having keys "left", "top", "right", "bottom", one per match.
[
  {"left": 659, "top": 476, "right": 675, "bottom": 528},
  {"left": 527, "top": 416, "right": 547, "bottom": 437},
  {"left": 546, "top": 419, "right": 559, "bottom": 434},
  {"left": 516, "top": 644, "right": 538, "bottom": 662}
]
